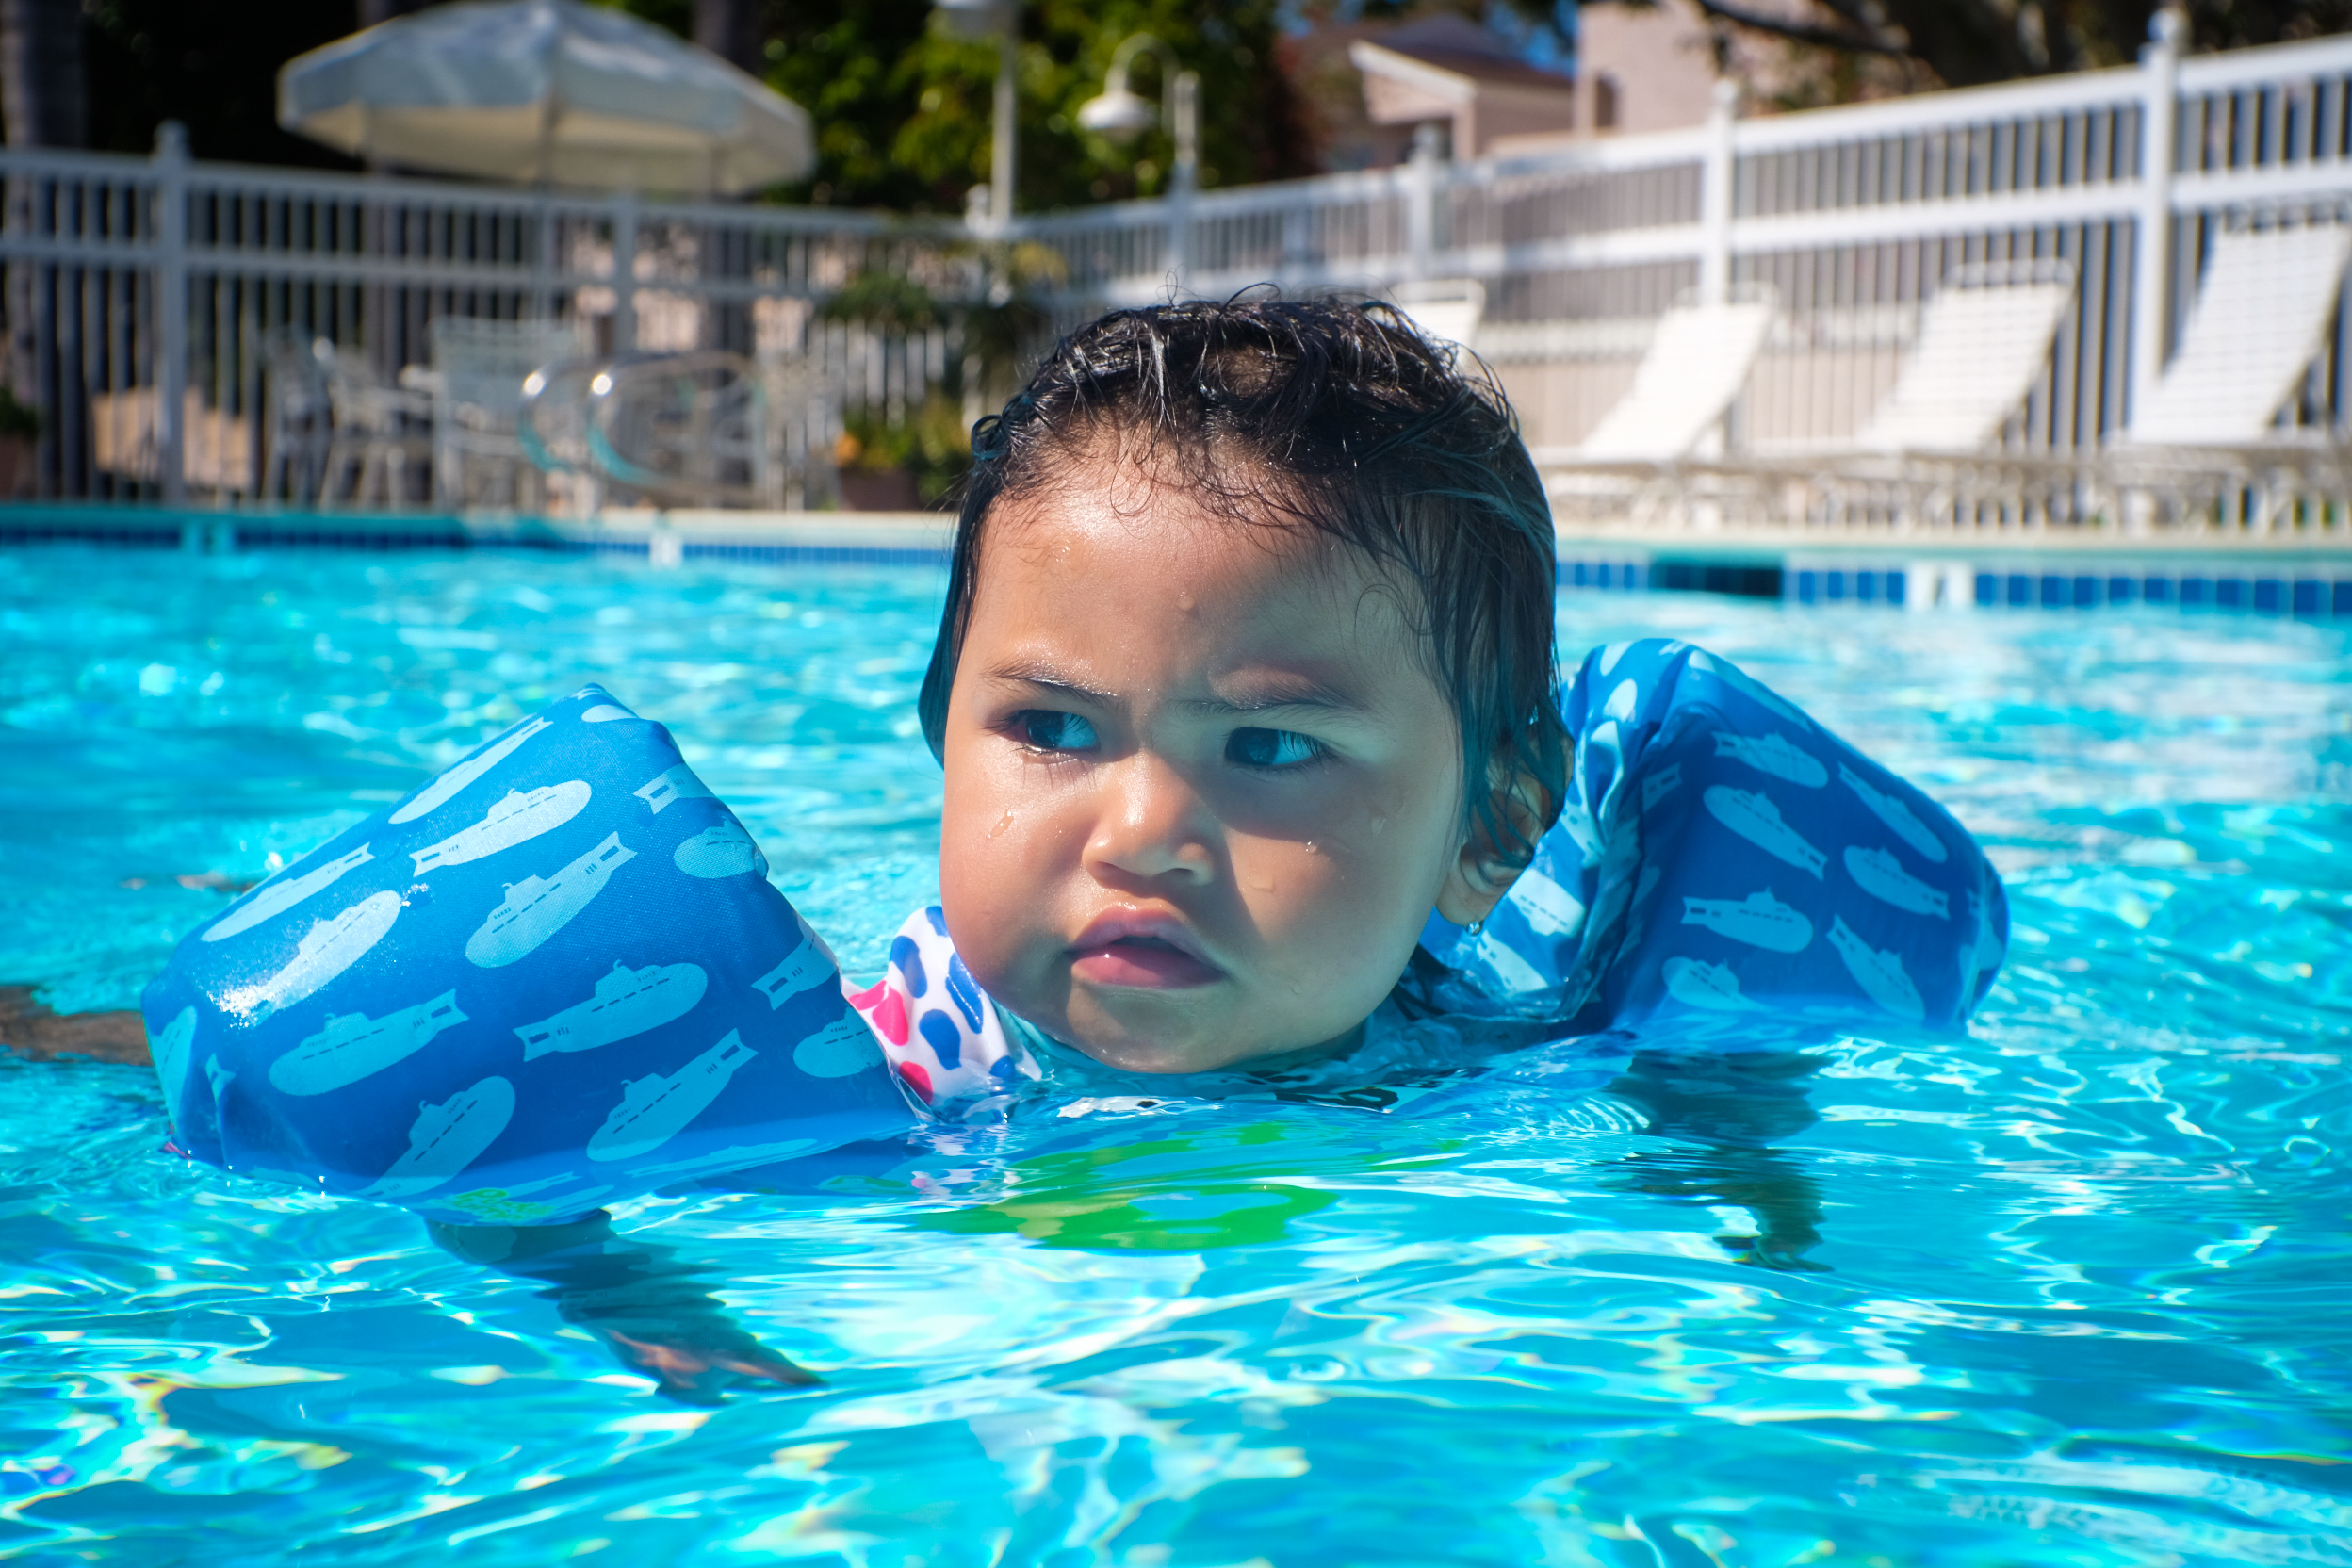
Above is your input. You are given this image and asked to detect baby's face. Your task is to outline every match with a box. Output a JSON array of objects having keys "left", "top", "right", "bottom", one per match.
[{"left": 939, "top": 471, "right": 1479, "bottom": 1073}]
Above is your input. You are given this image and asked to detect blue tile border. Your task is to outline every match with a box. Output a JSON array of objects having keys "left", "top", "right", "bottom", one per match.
[
  {"left": 0, "top": 504, "right": 955, "bottom": 568},
  {"left": 7, "top": 507, "right": 2347, "bottom": 615}
]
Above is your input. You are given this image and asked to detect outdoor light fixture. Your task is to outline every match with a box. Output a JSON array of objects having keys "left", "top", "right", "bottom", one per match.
[
  {"left": 1078, "top": 34, "right": 1198, "bottom": 163},
  {"left": 1078, "top": 33, "right": 1200, "bottom": 285},
  {"left": 933, "top": 0, "right": 1019, "bottom": 229}
]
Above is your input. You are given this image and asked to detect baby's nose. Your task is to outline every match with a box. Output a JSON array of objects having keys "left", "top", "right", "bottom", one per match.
[{"left": 1084, "top": 757, "right": 1216, "bottom": 887}]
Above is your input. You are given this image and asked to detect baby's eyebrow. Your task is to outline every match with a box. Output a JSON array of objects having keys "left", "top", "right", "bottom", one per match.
[
  {"left": 1180, "top": 676, "right": 1367, "bottom": 716},
  {"left": 984, "top": 663, "right": 1121, "bottom": 708}
]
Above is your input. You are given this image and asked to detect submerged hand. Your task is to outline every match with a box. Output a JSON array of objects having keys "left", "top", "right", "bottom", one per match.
[
  {"left": 601, "top": 1328, "right": 821, "bottom": 1406},
  {"left": 428, "top": 1214, "right": 823, "bottom": 1406}
]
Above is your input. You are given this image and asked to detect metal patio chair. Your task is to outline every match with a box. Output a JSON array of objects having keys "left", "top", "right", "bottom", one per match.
[
  {"left": 318, "top": 340, "right": 433, "bottom": 507},
  {"left": 422, "top": 317, "right": 588, "bottom": 512}
]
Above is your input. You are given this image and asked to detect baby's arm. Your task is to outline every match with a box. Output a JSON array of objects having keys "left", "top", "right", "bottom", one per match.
[{"left": 428, "top": 1212, "right": 819, "bottom": 1405}]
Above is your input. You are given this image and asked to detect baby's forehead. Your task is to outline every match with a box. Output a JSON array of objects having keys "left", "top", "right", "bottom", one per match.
[{"left": 987, "top": 491, "right": 1416, "bottom": 630}]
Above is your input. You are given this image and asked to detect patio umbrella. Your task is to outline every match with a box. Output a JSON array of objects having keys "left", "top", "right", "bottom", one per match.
[{"left": 278, "top": 0, "right": 814, "bottom": 196}]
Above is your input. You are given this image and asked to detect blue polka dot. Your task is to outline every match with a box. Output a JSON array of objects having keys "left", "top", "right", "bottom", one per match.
[{"left": 918, "top": 1007, "right": 964, "bottom": 1069}]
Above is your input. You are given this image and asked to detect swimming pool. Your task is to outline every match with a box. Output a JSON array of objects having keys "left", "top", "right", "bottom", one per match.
[{"left": 2, "top": 545, "right": 2346, "bottom": 1566}]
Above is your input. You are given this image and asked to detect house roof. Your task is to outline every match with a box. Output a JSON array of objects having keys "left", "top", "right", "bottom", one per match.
[{"left": 1350, "top": 15, "right": 1576, "bottom": 95}]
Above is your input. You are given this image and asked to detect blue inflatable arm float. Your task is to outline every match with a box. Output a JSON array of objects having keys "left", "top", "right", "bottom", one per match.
[
  {"left": 140, "top": 643, "right": 2006, "bottom": 1224},
  {"left": 139, "top": 685, "right": 911, "bottom": 1226},
  {"left": 1421, "top": 639, "right": 2007, "bottom": 1036}
]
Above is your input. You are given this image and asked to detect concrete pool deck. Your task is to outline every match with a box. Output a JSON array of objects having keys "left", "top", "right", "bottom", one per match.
[{"left": 4, "top": 502, "right": 2348, "bottom": 614}]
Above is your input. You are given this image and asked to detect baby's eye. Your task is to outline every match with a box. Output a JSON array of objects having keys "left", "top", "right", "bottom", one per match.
[
  {"left": 1226, "top": 727, "right": 1328, "bottom": 770},
  {"left": 1015, "top": 710, "right": 1099, "bottom": 754}
]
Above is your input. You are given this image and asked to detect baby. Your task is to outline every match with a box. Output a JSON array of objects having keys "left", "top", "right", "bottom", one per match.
[{"left": 894, "top": 297, "right": 1562, "bottom": 1083}]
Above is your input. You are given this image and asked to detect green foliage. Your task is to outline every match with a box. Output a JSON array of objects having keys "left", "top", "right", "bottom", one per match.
[
  {"left": 824, "top": 238, "right": 1069, "bottom": 500},
  {"left": 603, "top": 0, "right": 1315, "bottom": 212},
  {"left": 839, "top": 393, "right": 973, "bottom": 506}
]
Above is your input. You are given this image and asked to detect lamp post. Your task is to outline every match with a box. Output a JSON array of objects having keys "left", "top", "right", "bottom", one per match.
[
  {"left": 1078, "top": 33, "right": 1197, "bottom": 286},
  {"left": 935, "top": 0, "right": 1017, "bottom": 232}
]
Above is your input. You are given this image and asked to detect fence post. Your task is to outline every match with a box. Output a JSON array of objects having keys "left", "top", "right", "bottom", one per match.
[
  {"left": 153, "top": 121, "right": 188, "bottom": 509},
  {"left": 612, "top": 190, "right": 639, "bottom": 353},
  {"left": 1407, "top": 122, "right": 1441, "bottom": 280},
  {"left": 2130, "top": 7, "right": 2183, "bottom": 428},
  {"left": 1698, "top": 78, "right": 1738, "bottom": 306}
]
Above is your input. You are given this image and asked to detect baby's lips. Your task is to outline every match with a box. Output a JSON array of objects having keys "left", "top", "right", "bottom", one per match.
[
  {"left": 1070, "top": 939, "right": 1224, "bottom": 989},
  {"left": 1068, "top": 906, "right": 1218, "bottom": 968},
  {"left": 1066, "top": 906, "right": 1226, "bottom": 989}
]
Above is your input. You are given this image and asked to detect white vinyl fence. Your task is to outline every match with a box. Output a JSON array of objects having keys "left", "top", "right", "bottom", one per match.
[
  {"left": 4, "top": 15, "right": 2351, "bottom": 513},
  {"left": 1027, "top": 16, "right": 2352, "bottom": 469}
]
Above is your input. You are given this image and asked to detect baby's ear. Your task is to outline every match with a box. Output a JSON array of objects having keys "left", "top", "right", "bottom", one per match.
[{"left": 1434, "top": 754, "right": 1553, "bottom": 929}]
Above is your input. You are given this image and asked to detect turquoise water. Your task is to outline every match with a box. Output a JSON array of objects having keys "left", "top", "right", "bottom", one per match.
[{"left": 2, "top": 546, "right": 2348, "bottom": 1567}]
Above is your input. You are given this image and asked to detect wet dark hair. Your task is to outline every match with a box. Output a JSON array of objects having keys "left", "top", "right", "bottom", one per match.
[{"left": 918, "top": 294, "right": 1567, "bottom": 862}]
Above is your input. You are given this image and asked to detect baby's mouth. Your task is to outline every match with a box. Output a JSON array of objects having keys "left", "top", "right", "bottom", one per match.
[{"left": 1068, "top": 915, "right": 1224, "bottom": 989}]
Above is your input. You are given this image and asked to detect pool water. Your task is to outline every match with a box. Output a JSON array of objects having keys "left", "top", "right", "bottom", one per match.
[{"left": 2, "top": 547, "right": 2347, "bottom": 1567}]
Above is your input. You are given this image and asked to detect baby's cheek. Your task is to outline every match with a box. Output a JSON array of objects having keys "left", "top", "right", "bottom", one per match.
[{"left": 940, "top": 818, "right": 1059, "bottom": 1002}]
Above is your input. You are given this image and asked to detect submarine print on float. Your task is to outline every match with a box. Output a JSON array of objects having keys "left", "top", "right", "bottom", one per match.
[
  {"left": 1661, "top": 956, "right": 1763, "bottom": 1011},
  {"left": 224, "top": 890, "right": 404, "bottom": 1021},
  {"left": 269, "top": 990, "right": 468, "bottom": 1096},
  {"left": 465, "top": 833, "right": 636, "bottom": 969},
  {"left": 364, "top": 1075, "right": 517, "bottom": 1199},
  {"left": 580, "top": 704, "right": 633, "bottom": 723},
  {"left": 753, "top": 939, "right": 831, "bottom": 1009},
  {"left": 1712, "top": 729, "right": 1827, "bottom": 788},
  {"left": 1842, "top": 845, "right": 1951, "bottom": 918},
  {"left": 151, "top": 1005, "right": 198, "bottom": 1123},
  {"left": 1838, "top": 761, "right": 1947, "bottom": 863},
  {"left": 1827, "top": 915, "right": 1925, "bottom": 1022},
  {"left": 1472, "top": 928, "right": 1550, "bottom": 996},
  {"left": 793, "top": 1012, "right": 884, "bottom": 1077},
  {"left": 389, "top": 716, "right": 552, "bottom": 825},
  {"left": 633, "top": 764, "right": 716, "bottom": 815},
  {"left": 1509, "top": 868, "right": 1587, "bottom": 939},
  {"left": 587, "top": 1030, "right": 758, "bottom": 1162},
  {"left": 202, "top": 843, "right": 376, "bottom": 944},
  {"left": 1703, "top": 786, "right": 1827, "bottom": 876},
  {"left": 1681, "top": 889, "right": 1814, "bottom": 952},
  {"left": 1641, "top": 760, "right": 1684, "bottom": 814},
  {"left": 409, "top": 781, "right": 592, "bottom": 874},
  {"left": 673, "top": 819, "right": 766, "bottom": 879},
  {"left": 513, "top": 961, "right": 709, "bottom": 1058}
]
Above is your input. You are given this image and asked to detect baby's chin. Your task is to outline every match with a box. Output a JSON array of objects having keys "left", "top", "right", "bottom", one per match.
[{"left": 1040, "top": 986, "right": 1368, "bottom": 1075}]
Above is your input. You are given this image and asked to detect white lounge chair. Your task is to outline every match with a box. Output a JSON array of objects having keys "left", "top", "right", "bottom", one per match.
[
  {"left": 1847, "top": 260, "right": 2077, "bottom": 456},
  {"left": 1538, "top": 286, "right": 1777, "bottom": 468},
  {"left": 1775, "top": 260, "right": 2079, "bottom": 529},
  {"left": 2084, "top": 220, "right": 2352, "bottom": 529}
]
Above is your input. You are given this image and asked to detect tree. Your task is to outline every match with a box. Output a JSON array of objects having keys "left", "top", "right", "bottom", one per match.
[
  {"left": 1, "top": 0, "right": 87, "bottom": 151},
  {"left": 82, "top": 0, "right": 361, "bottom": 165},
  {"left": 1, "top": 0, "right": 87, "bottom": 445},
  {"left": 613, "top": 0, "right": 1316, "bottom": 212},
  {"left": 1670, "top": 0, "right": 2352, "bottom": 90}
]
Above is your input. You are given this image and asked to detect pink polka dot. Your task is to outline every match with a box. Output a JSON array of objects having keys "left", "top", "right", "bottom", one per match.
[
  {"left": 896, "top": 1059, "right": 934, "bottom": 1102},
  {"left": 868, "top": 986, "right": 909, "bottom": 1047}
]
